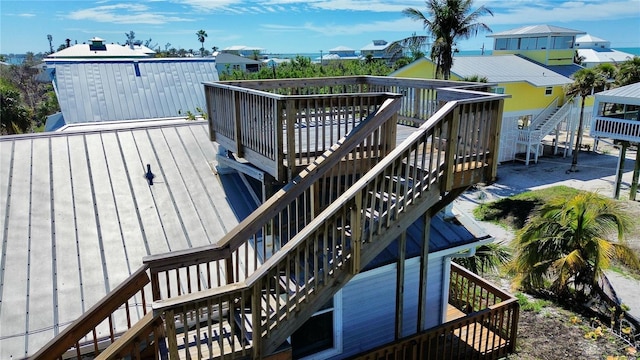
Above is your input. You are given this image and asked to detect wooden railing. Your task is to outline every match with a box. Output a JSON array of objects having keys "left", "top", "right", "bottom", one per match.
[
  {"left": 32, "top": 79, "right": 505, "bottom": 360},
  {"left": 30, "top": 267, "right": 154, "bottom": 360},
  {"left": 206, "top": 76, "right": 491, "bottom": 181},
  {"left": 143, "top": 96, "right": 403, "bottom": 303},
  {"left": 350, "top": 263, "right": 519, "bottom": 360},
  {"left": 152, "top": 93, "right": 505, "bottom": 359}
]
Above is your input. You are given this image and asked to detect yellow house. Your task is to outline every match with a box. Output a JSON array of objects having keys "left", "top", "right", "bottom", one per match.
[{"left": 392, "top": 25, "right": 588, "bottom": 164}]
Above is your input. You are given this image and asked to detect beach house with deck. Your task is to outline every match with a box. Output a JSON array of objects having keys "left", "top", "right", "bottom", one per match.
[
  {"left": 392, "top": 25, "right": 588, "bottom": 165},
  {"left": 1, "top": 73, "right": 519, "bottom": 359},
  {"left": 589, "top": 82, "right": 640, "bottom": 200}
]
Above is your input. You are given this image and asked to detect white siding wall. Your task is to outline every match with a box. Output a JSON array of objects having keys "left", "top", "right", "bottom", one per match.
[{"left": 328, "top": 255, "right": 447, "bottom": 359}]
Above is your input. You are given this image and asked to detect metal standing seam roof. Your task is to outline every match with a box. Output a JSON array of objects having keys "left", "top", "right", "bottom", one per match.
[
  {"left": 47, "top": 58, "right": 219, "bottom": 126},
  {"left": 595, "top": 82, "right": 640, "bottom": 106},
  {"left": 449, "top": 55, "right": 574, "bottom": 86},
  {"left": 488, "top": 24, "right": 585, "bottom": 37},
  {"left": 0, "top": 120, "right": 256, "bottom": 359}
]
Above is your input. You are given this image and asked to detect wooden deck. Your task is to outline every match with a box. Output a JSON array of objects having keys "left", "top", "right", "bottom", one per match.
[
  {"left": 28, "top": 77, "right": 509, "bottom": 360},
  {"left": 446, "top": 305, "right": 508, "bottom": 355}
]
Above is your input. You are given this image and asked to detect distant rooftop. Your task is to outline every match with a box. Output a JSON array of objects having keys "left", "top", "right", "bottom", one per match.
[
  {"left": 488, "top": 24, "right": 585, "bottom": 38},
  {"left": 448, "top": 54, "right": 574, "bottom": 86},
  {"left": 44, "top": 58, "right": 219, "bottom": 129},
  {"left": 47, "top": 37, "right": 151, "bottom": 59}
]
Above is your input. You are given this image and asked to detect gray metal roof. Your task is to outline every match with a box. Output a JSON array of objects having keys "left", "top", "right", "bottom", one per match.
[
  {"left": 488, "top": 24, "right": 585, "bottom": 38},
  {"left": 46, "top": 58, "right": 219, "bottom": 127},
  {"left": 360, "top": 40, "right": 390, "bottom": 51},
  {"left": 0, "top": 120, "right": 252, "bottom": 358},
  {"left": 214, "top": 52, "right": 262, "bottom": 64},
  {"left": 449, "top": 55, "right": 573, "bottom": 86},
  {"left": 595, "top": 82, "right": 640, "bottom": 106}
]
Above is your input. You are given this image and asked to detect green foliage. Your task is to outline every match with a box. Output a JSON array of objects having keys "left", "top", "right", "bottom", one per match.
[
  {"left": 616, "top": 56, "right": 640, "bottom": 86},
  {"left": 512, "top": 191, "right": 640, "bottom": 300},
  {"left": 515, "top": 292, "right": 550, "bottom": 313},
  {"left": 1, "top": 61, "right": 60, "bottom": 133},
  {"left": 220, "top": 57, "right": 394, "bottom": 81},
  {"left": 461, "top": 74, "right": 488, "bottom": 83},
  {"left": 178, "top": 107, "right": 208, "bottom": 120},
  {"left": 453, "top": 243, "right": 511, "bottom": 275},
  {"left": 1, "top": 77, "right": 32, "bottom": 134},
  {"left": 402, "top": 0, "right": 493, "bottom": 79}
]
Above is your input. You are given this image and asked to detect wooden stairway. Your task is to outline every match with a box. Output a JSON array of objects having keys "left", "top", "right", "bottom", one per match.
[{"left": 31, "top": 84, "right": 505, "bottom": 360}]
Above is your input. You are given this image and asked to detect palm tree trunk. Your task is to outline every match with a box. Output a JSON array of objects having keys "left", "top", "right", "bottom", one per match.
[{"left": 569, "top": 96, "right": 586, "bottom": 172}]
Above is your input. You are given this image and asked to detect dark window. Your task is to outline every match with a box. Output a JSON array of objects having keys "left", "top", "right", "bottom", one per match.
[
  {"left": 292, "top": 311, "right": 334, "bottom": 359},
  {"left": 545, "top": 87, "right": 553, "bottom": 95}
]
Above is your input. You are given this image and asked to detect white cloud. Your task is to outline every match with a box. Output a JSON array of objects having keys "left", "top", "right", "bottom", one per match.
[
  {"left": 262, "top": 17, "right": 419, "bottom": 35},
  {"left": 18, "top": 13, "right": 36, "bottom": 17},
  {"left": 66, "top": 4, "right": 193, "bottom": 24},
  {"left": 485, "top": 0, "right": 640, "bottom": 25}
]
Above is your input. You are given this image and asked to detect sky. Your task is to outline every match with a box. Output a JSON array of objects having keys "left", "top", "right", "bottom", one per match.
[{"left": 1, "top": 0, "right": 639, "bottom": 56}]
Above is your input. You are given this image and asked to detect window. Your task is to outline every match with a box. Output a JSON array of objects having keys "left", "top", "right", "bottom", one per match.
[
  {"left": 551, "top": 36, "right": 574, "bottom": 49},
  {"left": 535, "top": 37, "right": 547, "bottom": 49},
  {"left": 506, "top": 38, "right": 520, "bottom": 50},
  {"left": 545, "top": 87, "right": 553, "bottom": 96},
  {"left": 495, "top": 38, "right": 507, "bottom": 50},
  {"left": 291, "top": 293, "right": 342, "bottom": 359},
  {"left": 492, "top": 87, "right": 505, "bottom": 94}
]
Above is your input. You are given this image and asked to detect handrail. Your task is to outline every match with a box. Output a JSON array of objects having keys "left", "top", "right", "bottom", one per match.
[
  {"left": 449, "top": 262, "right": 512, "bottom": 313},
  {"left": 153, "top": 92, "right": 505, "bottom": 358},
  {"left": 144, "top": 96, "right": 404, "bottom": 301},
  {"left": 528, "top": 97, "right": 558, "bottom": 129},
  {"left": 31, "top": 266, "right": 152, "bottom": 360},
  {"left": 349, "top": 263, "right": 519, "bottom": 360}
]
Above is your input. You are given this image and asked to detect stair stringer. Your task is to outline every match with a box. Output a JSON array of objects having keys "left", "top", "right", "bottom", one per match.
[{"left": 260, "top": 184, "right": 443, "bottom": 355}]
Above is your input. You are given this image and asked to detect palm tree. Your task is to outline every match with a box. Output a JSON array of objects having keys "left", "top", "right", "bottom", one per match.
[
  {"left": 565, "top": 68, "right": 606, "bottom": 172},
  {"left": 403, "top": 0, "right": 493, "bottom": 79},
  {"left": 454, "top": 243, "right": 511, "bottom": 275},
  {"left": 616, "top": 56, "right": 640, "bottom": 86},
  {"left": 196, "top": 30, "right": 208, "bottom": 56},
  {"left": 513, "top": 192, "right": 639, "bottom": 300}
]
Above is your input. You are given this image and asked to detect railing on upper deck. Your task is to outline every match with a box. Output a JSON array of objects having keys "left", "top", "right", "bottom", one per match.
[
  {"left": 351, "top": 262, "right": 519, "bottom": 360},
  {"left": 592, "top": 116, "right": 640, "bottom": 143},
  {"left": 205, "top": 76, "right": 490, "bottom": 181}
]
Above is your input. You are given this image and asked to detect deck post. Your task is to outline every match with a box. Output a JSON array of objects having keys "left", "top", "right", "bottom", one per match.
[
  {"left": 614, "top": 141, "right": 628, "bottom": 199},
  {"left": 234, "top": 91, "right": 244, "bottom": 157},
  {"left": 630, "top": 145, "right": 640, "bottom": 201},
  {"left": 285, "top": 99, "right": 297, "bottom": 182},
  {"left": 488, "top": 99, "right": 505, "bottom": 183},
  {"left": 395, "top": 231, "right": 406, "bottom": 340},
  {"left": 350, "top": 193, "right": 362, "bottom": 274},
  {"left": 417, "top": 212, "right": 431, "bottom": 332},
  {"left": 444, "top": 109, "right": 460, "bottom": 192}
]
